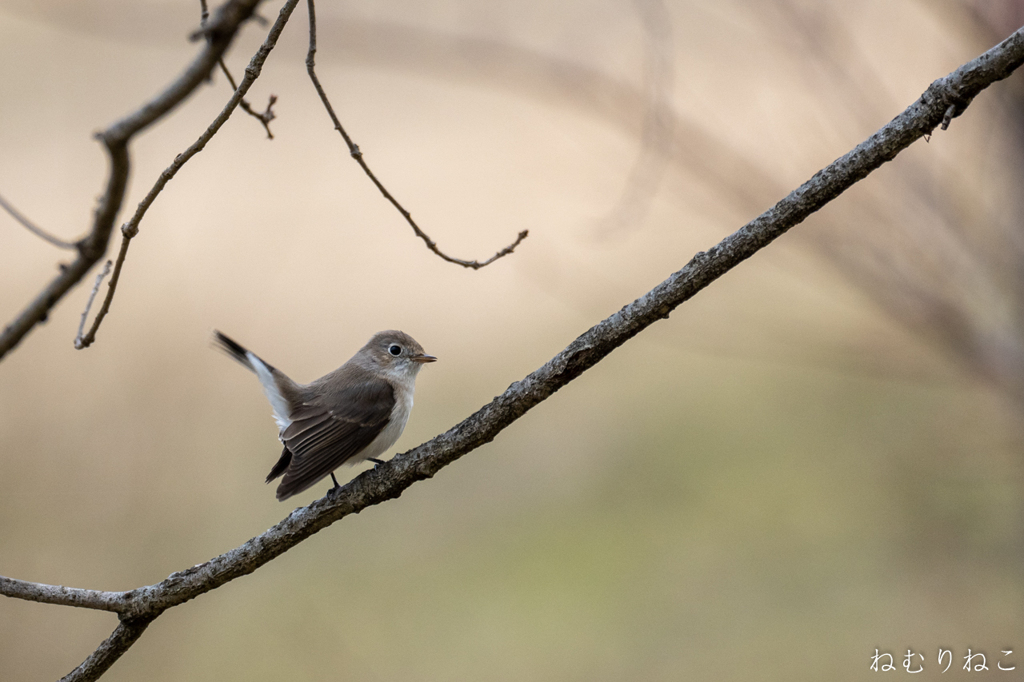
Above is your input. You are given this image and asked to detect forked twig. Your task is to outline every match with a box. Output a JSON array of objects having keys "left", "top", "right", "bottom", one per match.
[
  {"left": 304, "top": 0, "right": 528, "bottom": 269},
  {"left": 203, "top": 0, "right": 278, "bottom": 139},
  {"left": 0, "top": 0, "right": 263, "bottom": 363},
  {"left": 205, "top": 0, "right": 278, "bottom": 138},
  {"left": 218, "top": 60, "right": 277, "bottom": 138},
  {"left": 74, "top": 0, "right": 299, "bottom": 351}
]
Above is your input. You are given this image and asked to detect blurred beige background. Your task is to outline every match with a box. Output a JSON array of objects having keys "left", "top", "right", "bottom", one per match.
[{"left": 1, "top": 0, "right": 1023, "bottom": 680}]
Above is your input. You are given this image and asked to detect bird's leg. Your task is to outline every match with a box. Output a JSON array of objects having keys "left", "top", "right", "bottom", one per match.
[
  {"left": 368, "top": 458, "right": 386, "bottom": 467},
  {"left": 330, "top": 472, "right": 341, "bottom": 489}
]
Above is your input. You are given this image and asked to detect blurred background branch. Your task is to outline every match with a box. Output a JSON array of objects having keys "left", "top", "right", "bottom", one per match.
[
  {"left": 307, "top": 1, "right": 1024, "bottom": 409},
  {"left": 0, "top": 192, "right": 78, "bottom": 249},
  {"left": 416, "top": 11, "right": 1020, "bottom": 404},
  {"left": 593, "top": 0, "right": 675, "bottom": 238}
]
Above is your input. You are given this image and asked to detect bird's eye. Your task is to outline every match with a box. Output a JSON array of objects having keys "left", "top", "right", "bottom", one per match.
[{"left": 388, "top": 344, "right": 402, "bottom": 356}]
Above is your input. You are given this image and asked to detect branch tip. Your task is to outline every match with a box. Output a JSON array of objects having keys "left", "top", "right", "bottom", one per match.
[
  {"left": 304, "top": 0, "right": 525, "bottom": 270},
  {"left": 74, "top": 260, "right": 113, "bottom": 350}
]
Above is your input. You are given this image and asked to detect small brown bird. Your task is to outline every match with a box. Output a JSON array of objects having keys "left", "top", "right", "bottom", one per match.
[{"left": 214, "top": 330, "right": 436, "bottom": 500}]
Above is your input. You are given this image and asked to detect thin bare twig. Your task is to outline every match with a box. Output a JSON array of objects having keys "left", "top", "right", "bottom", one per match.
[
  {"left": 205, "top": 0, "right": 278, "bottom": 138},
  {"left": 5, "top": 25, "right": 1024, "bottom": 682},
  {"left": 304, "top": 0, "right": 528, "bottom": 269},
  {"left": 0, "top": 0, "right": 263, "bottom": 363},
  {"left": 73, "top": 239, "right": 130, "bottom": 350},
  {"left": 73, "top": 260, "right": 111, "bottom": 348},
  {"left": 74, "top": 0, "right": 300, "bottom": 351},
  {"left": 218, "top": 60, "right": 277, "bottom": 137},
  {"left": 0, "top": 192, "right": 77, "bottom": 250}
]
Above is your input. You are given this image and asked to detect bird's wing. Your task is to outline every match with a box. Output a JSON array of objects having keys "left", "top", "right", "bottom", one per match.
[{"left": 274, "top": 379, "right": 395, "bottom": 499}]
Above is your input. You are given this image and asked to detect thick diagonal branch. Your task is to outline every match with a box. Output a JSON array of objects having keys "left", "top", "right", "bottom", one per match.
[{"left": 0, "top": 0, "right": 263, "bottom": 362}]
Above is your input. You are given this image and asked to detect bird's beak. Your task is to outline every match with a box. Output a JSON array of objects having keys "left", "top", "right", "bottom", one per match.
[{"left": 413, "top": 353, "right": 437, "bottom": 363}]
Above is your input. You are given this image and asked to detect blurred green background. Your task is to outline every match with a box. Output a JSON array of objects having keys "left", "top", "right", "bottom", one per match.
[{"left": 1, "top": 0, "right": 1022, "bottom": 680}]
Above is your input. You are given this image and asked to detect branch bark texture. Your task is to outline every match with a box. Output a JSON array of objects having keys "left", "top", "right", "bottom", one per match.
[{"left": 3, "top": 21, "right": 1024, "bottom": 682}]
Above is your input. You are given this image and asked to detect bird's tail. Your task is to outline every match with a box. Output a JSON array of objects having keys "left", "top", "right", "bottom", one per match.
[
  {"left": 212, "top": 330, "right": 294, "bottom": 432},
  {"left": 213, "top": 330, "right": 273, "bottom": 373}
]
